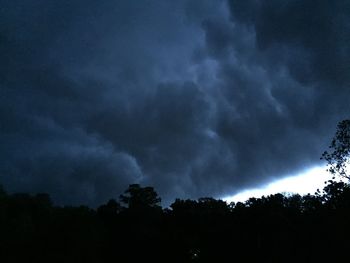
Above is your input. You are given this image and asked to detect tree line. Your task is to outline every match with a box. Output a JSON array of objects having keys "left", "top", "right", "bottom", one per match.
[{"left": 0, "top": 120, "right": 349, "bottom": 262}]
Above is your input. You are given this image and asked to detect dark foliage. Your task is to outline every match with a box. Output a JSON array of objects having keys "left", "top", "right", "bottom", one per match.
[
  {"left": 322, "top": 119, "right": 350, "bottom": 179},
  {"left": 0, "top": 182, "right": 350, "bottom": 263}
]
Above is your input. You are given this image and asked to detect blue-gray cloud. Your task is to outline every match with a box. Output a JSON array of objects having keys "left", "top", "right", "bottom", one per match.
[{"left": 0, "top": 0, "right": 349, "bottom": 206}]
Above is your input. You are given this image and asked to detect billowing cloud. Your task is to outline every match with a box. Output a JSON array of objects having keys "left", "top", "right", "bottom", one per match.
[{"left": 0, "top": 0, "right": 349, "bottom": 206}]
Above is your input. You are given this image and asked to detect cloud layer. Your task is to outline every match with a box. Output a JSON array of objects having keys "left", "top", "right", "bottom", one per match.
[{"left": 1, "top": 0, "right": 349, "bottom": 206}]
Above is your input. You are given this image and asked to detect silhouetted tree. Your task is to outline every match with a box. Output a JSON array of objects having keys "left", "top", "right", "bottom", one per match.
[
  {"left": 322, "top": 119, "right": 350, "bottom": 179},
  {"left": 119, "top": 184, "right": 161, "bottom": 210},
  {"left": 97, "top": 199, "right": 122, "bottom": 218}
]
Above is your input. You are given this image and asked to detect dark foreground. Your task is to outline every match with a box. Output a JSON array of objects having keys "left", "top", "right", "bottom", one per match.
[{"left": 1, "top": 181, "right": 350, "bottom": 263}]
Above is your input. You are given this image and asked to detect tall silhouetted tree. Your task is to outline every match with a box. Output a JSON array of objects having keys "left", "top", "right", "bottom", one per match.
[
  {"left": 322, "top": 119, "right": 350, "bottom": 179},
  {"left": 120, "top": 184, "right": 161, "bottom": 210}
]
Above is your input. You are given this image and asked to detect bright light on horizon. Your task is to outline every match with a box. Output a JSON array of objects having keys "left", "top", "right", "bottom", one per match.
[{"left": 223, "top": 166, "right": 331, "bottom": 204}]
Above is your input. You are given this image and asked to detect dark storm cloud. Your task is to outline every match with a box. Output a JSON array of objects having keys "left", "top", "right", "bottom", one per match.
[
  {"left": 228, "top": 0, "right": 350, "bottom": 86},
  {"left": 199, "top": 0, "right": 350, "bottom": 192},
  {"left": 1, "top": 0, "right": 349, "bottom": 206}
]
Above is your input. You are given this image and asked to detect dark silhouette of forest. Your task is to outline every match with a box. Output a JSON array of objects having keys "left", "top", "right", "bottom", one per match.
[{"left": 1, "top": 120, "right": 349, "bottom": 263}]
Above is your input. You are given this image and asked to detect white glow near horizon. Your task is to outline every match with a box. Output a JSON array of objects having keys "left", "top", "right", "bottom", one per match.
[{"left": 223, "top": 166, "right": 331, "bottom": 203}]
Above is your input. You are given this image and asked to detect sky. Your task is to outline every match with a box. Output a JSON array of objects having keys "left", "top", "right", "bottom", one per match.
[
  {"left": 1, "top": 0, "right": 349, "bottom": 207},
  {"left": 223, "top": 165, "right": 331, "bottom": 203}
]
